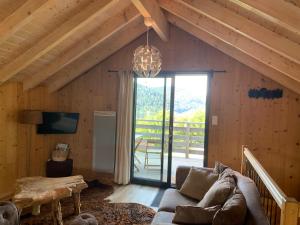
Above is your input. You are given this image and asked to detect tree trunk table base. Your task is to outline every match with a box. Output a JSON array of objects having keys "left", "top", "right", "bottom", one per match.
[{"left": 13, "top": 175, "right": 87, "bottom": 225}]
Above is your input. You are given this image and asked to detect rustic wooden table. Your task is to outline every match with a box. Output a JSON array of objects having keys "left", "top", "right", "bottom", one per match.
[{"left": 13, "top": 175, "right": 88, "bottom": 225}]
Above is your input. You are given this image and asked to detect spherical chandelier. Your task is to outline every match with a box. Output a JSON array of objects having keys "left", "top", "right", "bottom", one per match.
[{"left": 133, "top": 18, "right": 162, "bottom": 78}]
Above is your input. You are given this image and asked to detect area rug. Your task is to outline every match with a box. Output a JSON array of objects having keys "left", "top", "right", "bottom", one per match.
[{"left": 20, "top": 183, "right": 156, "bottom": 225}]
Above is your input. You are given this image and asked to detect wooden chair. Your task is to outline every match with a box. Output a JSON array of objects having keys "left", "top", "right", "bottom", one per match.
[{"left": 144, "top": 139, "right": 162, "bottom": 169}]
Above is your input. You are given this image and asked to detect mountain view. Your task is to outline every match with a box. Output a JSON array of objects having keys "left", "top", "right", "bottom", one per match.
[{"left": 136, "top": 77, "right": 207, "bottom": 122}]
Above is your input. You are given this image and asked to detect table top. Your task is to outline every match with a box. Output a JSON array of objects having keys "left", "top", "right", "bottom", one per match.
[{"left": 13, "top": 175, "right": 87, "bottom": 208}]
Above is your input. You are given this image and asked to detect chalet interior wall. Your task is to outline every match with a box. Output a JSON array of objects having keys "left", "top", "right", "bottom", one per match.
[
  {"left": 0, "top": 83, "right": 19, "bottom": 197},
  {"left": 0, "top": 83, "right": 59, "bottom": 197},
  {"left": 57, "top": 64, "right": 119, "bottom": 182},
  {"left": 0, "top": 25, "right": 298, "bottom": 200},
  {"left": 56, "top": 26, "right": 299, "bottom": 199}
]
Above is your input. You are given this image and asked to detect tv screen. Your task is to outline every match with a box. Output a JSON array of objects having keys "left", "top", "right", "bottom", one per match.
[{"left": 37, "top": 112, "right": 79, "bottom": 134}]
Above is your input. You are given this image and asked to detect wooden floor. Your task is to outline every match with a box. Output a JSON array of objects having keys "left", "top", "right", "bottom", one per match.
[{"left": 105, "top": 184, "right": 160, "bottom": 210}]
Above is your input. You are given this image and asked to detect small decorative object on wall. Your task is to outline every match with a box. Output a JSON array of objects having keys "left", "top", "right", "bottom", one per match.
[
  {"left": 248, "top": 88, "right": 283, "bottom": 99},
  {"left": 52, "top": 143, "right": 70, "bottom": 161}
]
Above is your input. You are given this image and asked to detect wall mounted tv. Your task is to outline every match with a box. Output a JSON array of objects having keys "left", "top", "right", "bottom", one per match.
[{"left": 37, "top": 112, "right": 80, "bottom": 134}]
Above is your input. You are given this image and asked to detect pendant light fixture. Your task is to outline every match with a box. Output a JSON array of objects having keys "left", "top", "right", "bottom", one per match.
[{"left": 133, "top": 17, "right": 162, "bottom": 78}]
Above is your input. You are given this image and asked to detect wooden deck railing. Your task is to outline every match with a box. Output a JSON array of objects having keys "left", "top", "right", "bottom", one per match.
[
  {"left": 241, "top": 146, "right": 300, "bottom": 225},
  {"left": 135, "top": 119, "right": 205, "bottom": 158}
]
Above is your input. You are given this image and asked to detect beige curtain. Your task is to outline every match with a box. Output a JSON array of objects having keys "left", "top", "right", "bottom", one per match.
[{"left": 114, "top": 71, "right": 134, "bottom": 184}]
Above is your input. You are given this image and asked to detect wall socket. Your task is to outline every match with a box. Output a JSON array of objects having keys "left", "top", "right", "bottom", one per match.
[{"left": 212, "top": 115, "right": 218, "bottom": 126}]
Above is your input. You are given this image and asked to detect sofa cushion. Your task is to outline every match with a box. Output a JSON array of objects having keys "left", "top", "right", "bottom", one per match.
[
  {"left": 158, "top": 189, "right": 197, "bottom": 212},
  {"left": 151, "top": 211, "right": 176, "bottom": 225},
  {"left": 173, "top": 205, "right": 221, "bottom": 225},
  {"left": 213, "top": 162, "right": 229, "bottom": 174},
  {"left": 176, "top": 166, "right": 214, "bottom": 190},
  {"left": 179, "top": 167, "right": 218, "bottom": 200},
  {"left": 197, "top": 171, "right": 236, "bottom": 208},
  {"left": 234, "top": 172, "right": 270, "bottom": 225},
  {"left": 212, "top": 188, "right": 247, "bottom": 225}
]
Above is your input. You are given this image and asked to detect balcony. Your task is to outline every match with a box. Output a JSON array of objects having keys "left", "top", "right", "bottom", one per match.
[{"left": 133, "top": 119, "right": 205, "bottom": 183}]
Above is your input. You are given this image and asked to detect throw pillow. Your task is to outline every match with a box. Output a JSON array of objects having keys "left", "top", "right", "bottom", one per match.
[
  {"left": 213, "top": 188, "right": 247, "bottom": 225},
  {"left": 179, "top": 167, "right": 219, "bottom": 200},
  {"left": 197, "top": 170, "right": 236, "bottom": 208},
  {"left": 173, "top": 205, "right": 221, "bottom": 225},
  {"left": 214, "top": 161, "right": 229, "bottom": 174}
]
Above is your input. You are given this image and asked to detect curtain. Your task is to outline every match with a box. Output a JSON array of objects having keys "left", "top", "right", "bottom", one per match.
[{"left": 114, "top": 71, "right": 134, "bottom": 184}]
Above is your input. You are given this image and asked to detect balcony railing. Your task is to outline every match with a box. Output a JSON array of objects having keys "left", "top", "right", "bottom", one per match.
[{"left": 135, "top": 119, "right": 205, "bottom": 158}]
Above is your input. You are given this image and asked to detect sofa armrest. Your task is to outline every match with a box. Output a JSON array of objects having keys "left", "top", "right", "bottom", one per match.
[{"left": 175, "top": 166, "right": 214, "bottom": 190}]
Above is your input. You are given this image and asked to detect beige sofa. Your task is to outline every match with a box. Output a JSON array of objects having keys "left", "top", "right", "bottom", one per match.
[{"left": 151, "top": 166, "right": 270, "bottom": 225}]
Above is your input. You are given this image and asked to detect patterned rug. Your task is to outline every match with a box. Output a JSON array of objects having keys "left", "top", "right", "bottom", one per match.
[{"left": 20, "top": 183, "right": 156, "bottom": 225}]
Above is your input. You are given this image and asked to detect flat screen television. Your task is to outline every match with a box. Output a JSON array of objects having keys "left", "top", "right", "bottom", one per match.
[{"left": 37, "top": 112, "right": 79, "bottom": 134}]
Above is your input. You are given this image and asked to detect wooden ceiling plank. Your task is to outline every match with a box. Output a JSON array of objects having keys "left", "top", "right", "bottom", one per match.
[
  {"left": 0, "top": 0, "right": 48, "bottom": 45},
  {"left": 213, "top": 0, "right": 300, "bottom": 45},
  {"left": 0, "top": 0, "right": 122, "bottom": 84},
  {"left": 235, "top": 0, "right": 300, "bottom": 37},
  {"left": 22, "top": 5, "right": 139, "bottom": 91},
  {"left": 132, "top": 0, "right": 169, "bottom": 41},
  {"left": 47, "top": 16, "right": 146, "bottom": 93},
  {"left": 166, "top": 13, "right": 300, "bottom": 95},
  {"left": 183, "top": 0, "right": 300, "bottom": 65},
  {"left": 159, "top": 0, "right": 300, "bottom": 83}
]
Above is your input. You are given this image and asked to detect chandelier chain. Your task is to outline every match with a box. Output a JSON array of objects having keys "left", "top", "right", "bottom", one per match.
[{"left": 146, "top": 27, "right": 149, "bottom": 46}]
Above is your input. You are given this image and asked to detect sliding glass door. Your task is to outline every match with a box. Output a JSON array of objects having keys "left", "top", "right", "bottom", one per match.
[
  {"left": 131, "top": 73, "right": 209, "bottom": 187},
  {"left": 131, "top": 76, "right": 173, "bottom": 185}
]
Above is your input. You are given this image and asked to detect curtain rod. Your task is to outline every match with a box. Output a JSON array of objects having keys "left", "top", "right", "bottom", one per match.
[{"left": 108, "top": 70, "right": 226, "bottom": 73}]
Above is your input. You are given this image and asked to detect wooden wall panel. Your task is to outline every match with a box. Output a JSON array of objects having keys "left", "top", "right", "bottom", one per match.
[
  {"left": 57, "top": 65, "right": 119, "bottom": 182},
  {"left": 17, "top": 85, "right": 59, "bottom": 176},
  {"left": 56, "top": 25, "right": 299, "bottom": 199},
  {"left": 0, "top": 83, "right": 19, "bottom": 198},
  {"left": 0, "top": 83, "right": 59, "bottom": 198}
]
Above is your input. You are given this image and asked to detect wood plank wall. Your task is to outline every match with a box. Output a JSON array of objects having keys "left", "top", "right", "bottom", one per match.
[
  {"left": 56, "top": 25, "right": 298, "bottom": 199},
  {"left": 56, "top": 65, "right": 119, "bottom": 182},
  {"left": 0, "top": 25, "right": 299, "bottom": 200},
  {"left": 0, "top": 83, "right": 19, "bottom": 198},
  {"left": 0, "top": 83, "right": 58, "bottom": 197}
]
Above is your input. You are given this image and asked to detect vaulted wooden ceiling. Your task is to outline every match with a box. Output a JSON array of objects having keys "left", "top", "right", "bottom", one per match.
[{"left": 0, "top": 0, "right": 300, "bottom": 94}]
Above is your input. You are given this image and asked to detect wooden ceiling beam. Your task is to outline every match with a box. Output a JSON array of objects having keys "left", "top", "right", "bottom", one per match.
[
  {"left": 212, "top": 0, "right": 300, "bottom": 45},
  {"left": 0, "top": 0, "right": 123, "bottom": 84},
  {"left": 166, "top": 13, "right": 300, "bottom": 95},
  {"left": 22, "top": 4, "right": 139, "bottom": 91},
  {"left": 183, "top": 0, "right": 300, "bottom": 65},
  {"left": 159, "top": 0, "right": 300, "bottom": 83},
  {"left": 0, "top": 0, "right": 48, "bottom": 45},
  {"left": 132, "top": 0, "right": 169, "bottom": 41},
  {"left": 46, "top": 16, "right": 146, "bottom": 93},
  {"left": 235, "top": 0, "right": 300, "bottom": 37}
]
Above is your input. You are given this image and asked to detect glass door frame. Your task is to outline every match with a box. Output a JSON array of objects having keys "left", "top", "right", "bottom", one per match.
[{"left": 130, "top": 71, "right": 212, "bottom": 188}]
